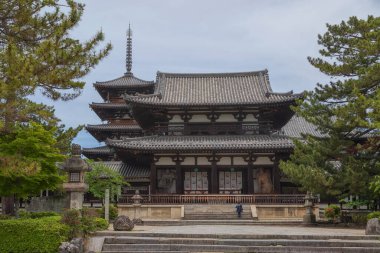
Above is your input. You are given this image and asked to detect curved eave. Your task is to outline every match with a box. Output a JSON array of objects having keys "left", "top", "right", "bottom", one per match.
[
  {"left": 82, "top": 146, "right": 114, "bottom": 160},
  {"left": 93, "top": 74, "right": 155, "bottom": 100},
  {"left": 90, "top": 103, "right": 132, "bottom": 121},
  {"left": 124, "top": 93, "right": 302, "bottom": 109},
  {"left": 86, "top": 124, "right": 143, "bottom": 142},
  {"left": 106, "top": 135, "right": 294, "bottom": 154}
]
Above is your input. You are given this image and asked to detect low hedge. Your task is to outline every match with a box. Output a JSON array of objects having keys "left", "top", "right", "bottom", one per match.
[
  {"left": 94, "top": 217, "right": 109, "bottom": 230},
  {"left": 0, "top": 216, "right": 69, "bottom": 253},
  {"left": 19, "top": 210, "right": 60, "bottom": 219},
  {"left": 368, "top": 211, "right": 380, "bottom": 220}
]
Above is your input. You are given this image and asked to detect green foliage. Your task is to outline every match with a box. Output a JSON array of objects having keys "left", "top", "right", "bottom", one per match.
[
  {"left": 0, "top": 0, "right": 111, "bottom": 214},
  {"left": 0, "top": 214, "right": 11, "bottom": 220},
  {"left": 99, "top": 205, "right": 119, "bottom": 220},
  {"left": 19, "top": 210, "right": 59, "bottom": 219},
  {"left": 367, "top": 211, "right": 380, "bottom": 220},
  {"left": 94, "top": 217, "right": 109, "bottom": 230},
  {"left": 0, "top": 122, "right": 64, "bottom": 198},
  {"left": 0, "top": 216, "right": 69, "bottom": 253},
  {"left": 324, "top": 205, "right": 341, "bottom": 221},
  {"left": 61, "top": 209, "right": 109, "bottom": 239},
  {"left": 85, "top": 161, "right": 129, "bottom": 201},
  {"left": 80, "top": 215, "right": 109, "bottom": 236},
  {"left": 61, "top": 209, "right": 81, "bottom": 239},
  {"left": 345, "top": 199, "right": 370, "bottom": 209},
  {"left": 351, "top": 213, "right": 368, "bottom": 224},
  {"left": 280, "top": 16, "right": 380, "bottom": 200}
]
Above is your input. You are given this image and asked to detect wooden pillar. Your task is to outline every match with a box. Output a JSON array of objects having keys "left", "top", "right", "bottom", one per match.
[
  {"left": 247, "top": 163, "right": 254, "bottom": 194},
  {"left": 208, "top": 153, "right": 220, "bottom": 194},
  {"left": 272, "top": 156, "right": 281, "bottom": 193},
  {"left": 150, "top": 164, "right": 157, "bottom": 194},
  {"left": 211, "top": 160, "right": 218, "bottom": 194},
  {"left": 173, "top": 156, "right": 184, "bottom": 194},
  {"left": 244, "top": 154, "right": 257, "bottom": 195}
]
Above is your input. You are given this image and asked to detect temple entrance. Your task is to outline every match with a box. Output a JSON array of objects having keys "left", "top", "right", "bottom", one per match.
[
  {"left": 219, "top": 170, "right": 243, "bottom": 194},
  {"left": 157, "top": 168, "right": 176, "bottom": 194},
  {"left": 184, "top": 170, "right": 209, "bottom": 194}
]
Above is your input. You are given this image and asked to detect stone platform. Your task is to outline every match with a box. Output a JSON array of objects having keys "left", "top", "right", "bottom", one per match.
[{"left": 89, "top": 225, "right": 380, "bottom": 253}]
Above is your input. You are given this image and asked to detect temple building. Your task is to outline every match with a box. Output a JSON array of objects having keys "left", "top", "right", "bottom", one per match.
[{"left": 83, "top": 26, "right": 322, "bottom": 198}]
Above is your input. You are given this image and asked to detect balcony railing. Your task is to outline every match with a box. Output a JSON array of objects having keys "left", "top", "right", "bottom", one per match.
[
  {"left": 155, "top": 123, "right": 274, "bottom": 136},
  {"left": 118, "top": 194, "right": 318, "bottom": 205}
]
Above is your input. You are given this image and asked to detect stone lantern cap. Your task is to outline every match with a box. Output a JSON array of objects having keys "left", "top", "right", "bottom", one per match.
[{"left": 61, "top": 144, "right": 91, "bottom": 172}]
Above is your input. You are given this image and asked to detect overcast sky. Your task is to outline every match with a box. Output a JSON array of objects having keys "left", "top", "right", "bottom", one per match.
[{"left": 37, "top": 0, "right": 380, "bottom": 148}]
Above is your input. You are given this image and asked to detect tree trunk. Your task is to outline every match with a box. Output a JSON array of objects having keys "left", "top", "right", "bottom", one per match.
[
  {"left": 1, "top": 196, "right": 15, "bottom": 215},
  {"left": 14, "top": 197, "right": 20, "bottom": 218}
]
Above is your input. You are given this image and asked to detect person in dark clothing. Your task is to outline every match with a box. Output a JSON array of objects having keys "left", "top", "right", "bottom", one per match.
[{"left": 235, "top": 203, "right": 243, "bottom": 218}]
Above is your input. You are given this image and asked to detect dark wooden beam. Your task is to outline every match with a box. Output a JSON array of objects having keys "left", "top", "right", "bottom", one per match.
[{"left": 150, "top": 163, "right": 157, "bottom": 194}]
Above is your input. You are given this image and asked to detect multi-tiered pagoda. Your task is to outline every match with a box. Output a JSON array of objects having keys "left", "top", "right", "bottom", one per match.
[{"left": 83, "top": 27, "right": 323, "bottom": 197}]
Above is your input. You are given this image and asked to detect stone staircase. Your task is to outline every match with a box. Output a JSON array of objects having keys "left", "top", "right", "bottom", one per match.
[
  {"left": 100, "top": 232, "right": 380, "bottom": 253},
  {"left": 183, "top": 204, "right": 252, "bottom": 220}
]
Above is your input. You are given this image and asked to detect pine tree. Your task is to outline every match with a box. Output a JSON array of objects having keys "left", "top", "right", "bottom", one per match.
[
  {"left": 0, "top": 0, "right": 112, "bottom": 214},
  {"left": 280, "top": 16, "right": 380, "bottom": 202}
]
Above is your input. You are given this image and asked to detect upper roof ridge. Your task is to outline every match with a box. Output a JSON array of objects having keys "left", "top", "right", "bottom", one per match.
[{"left": 156, "top": 69, "right": 268, "bottom": 78}]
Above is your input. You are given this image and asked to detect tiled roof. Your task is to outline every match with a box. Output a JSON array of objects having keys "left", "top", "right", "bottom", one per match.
[
  {"left": 82, "top": 146, "right": 113, "bottom": 155},
  {"left": 94, "top": 73, "right": 154, "bottom": 89},
  {"left": 281, "top": 115, "right": 326, "bottom": 138},
  {"left": 124, "top": 70, "right": 302, "bottom": 107},
  {"left": 90, "top": 103, "right": 130, "bottom": 110},
  {"left": 86, "top": 123, "right": 143, "bottom": 142},
  {"left": 107, "top": 135, "right": 294, "bottom": 153},
  {"left": 93, "top": 161, "right": 150, "bottom": 181},
  {"left": 86, "top": 124, "right": 142, "bottom": 132},
  {"left": 90, "top": 103, "right": 131, "bottom": 121}
]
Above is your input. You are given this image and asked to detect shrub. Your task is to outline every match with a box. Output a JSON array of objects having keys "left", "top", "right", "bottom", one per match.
[
  {"left": 61, "top": 209, "right": 81, "bottom": 239},
  {"left": 0, "top": 214, "right": 11, "bottom": 220},
  {"left": 324, "top": 205, "right": 341, "bottom": 221},
  {"left": 81, "top": 207, "right": 100, "bottom": 218},
  {"left": 99, "top": 205, "right": 118, "bottom": 220},
  {"left": 0, "top": 216, "right": 69, "bottom": 253},
  {"left": 351, "top": 213, "right": 368, "bottom": 224},
  {"left": 19, "top": 210, "right": 59, "bottom": 219},
  {"left": 367, "top": 211, "right": 380, "bottom": 220},
  {"left": 94, "top": 217, "right": 109, "bottom": 230},
  {"left": 61, "top": 209, "right": 109, "bottom": 238}
]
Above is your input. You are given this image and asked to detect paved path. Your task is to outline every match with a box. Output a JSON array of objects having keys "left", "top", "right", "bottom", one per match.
[{"left": 127, "top": 225, "right": 365, "bottom": 236}]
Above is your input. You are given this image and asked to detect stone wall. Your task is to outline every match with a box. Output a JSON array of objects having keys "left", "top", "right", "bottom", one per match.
[
  {"left": 252, "top": 205, "right": 319, "bottom": 220},
  {"left": 118, "top": 205, "right": 184, "bottom": 220},
  {"left": 26, "top": 195, "right": 69, "bottom": 213}
]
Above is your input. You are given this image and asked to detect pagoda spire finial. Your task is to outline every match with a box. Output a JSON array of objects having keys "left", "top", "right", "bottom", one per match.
[{"left": 125, "top": 23, "right": 133, "bottom": 75}]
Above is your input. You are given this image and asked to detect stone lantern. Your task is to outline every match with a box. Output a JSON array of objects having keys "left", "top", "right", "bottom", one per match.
[
  {"left": 62, "top": 144, "right": 91, "bottom": 209},
  {"left": 303, "top": 191, "right": 316, "bottom": 224}
]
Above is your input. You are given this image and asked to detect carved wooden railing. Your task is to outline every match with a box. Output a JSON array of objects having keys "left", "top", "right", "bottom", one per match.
[
  {"left": 154, "top": 123, "right": 276, "bottom": 136},
  {"left": 118, "top": 194, "right": 318, "bottom": 205}
]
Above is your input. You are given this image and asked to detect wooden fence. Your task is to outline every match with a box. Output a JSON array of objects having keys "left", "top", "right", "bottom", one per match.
[{"left": 118, "top": 194, "right": 318, "bottom": 205}]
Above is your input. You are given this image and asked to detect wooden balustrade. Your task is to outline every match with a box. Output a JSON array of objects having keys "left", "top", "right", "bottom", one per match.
[{"left": 118, "top": 194, "right": 318, "bottom": 205}]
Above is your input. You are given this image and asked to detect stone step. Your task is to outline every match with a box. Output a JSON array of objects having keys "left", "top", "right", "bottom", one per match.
[
  {"left": 95, "top": 231, "right": 380, "bottom": 241},
  {"left": 183, "top": 215, "right": 252, "bottom": 220},
  {"left": 141, "top": 219, "right": 302, "bottom": 226},
  {"left": 102, "top": 251, "right": 188, "bottom": 253},
  {"left": 104, "top": 236, "right": 380, "bottom": 248},
  {"left": 184, "top": 205, "right": 250, "bottom": 213},
  {"left": 102, "top": 243, "right": 380, "bottom": 253}
]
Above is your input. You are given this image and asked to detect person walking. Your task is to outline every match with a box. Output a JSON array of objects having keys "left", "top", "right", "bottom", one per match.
[{"left": 235, "top": 202, "right": 243, "bottom": 218}]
